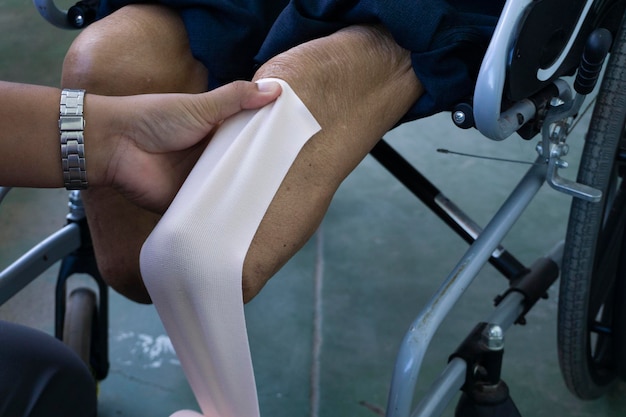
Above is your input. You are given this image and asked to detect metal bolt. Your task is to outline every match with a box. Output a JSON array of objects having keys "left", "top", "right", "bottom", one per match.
[
  {"left": 67, "top": 190, "right": 85, "bottom": 221},
  {"left": 453, "top": 111, "right": 466, "bottom": 125},
  {"left": 482, "top": 324, "right": 504, "bottom": 351},
  {"left": 556, "top": 159, "right": 569, "bottom": 169},
  {"left": 536, "top": 143, "right": 544, "bottom": 155},
  {"left": 73, "top": 15, "right": 85, "bottom": 27}
]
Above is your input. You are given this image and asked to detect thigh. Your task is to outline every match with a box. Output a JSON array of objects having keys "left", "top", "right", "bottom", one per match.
[
  {"left": 62, "top": 4, "right": 209, "bottom": 303},
  {"left": 242, "top": 25, "right": 423, "bottom": 301},
  {"left": 0, "top": 321, "right": 97, "bottom": 416}
]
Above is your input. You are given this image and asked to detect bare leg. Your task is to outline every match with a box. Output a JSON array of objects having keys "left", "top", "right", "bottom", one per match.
[
  {"left": 63, "top": 4, "right": 421, "bottom": 304},
  {"left": 61, "top": 4, "right": 209, "bottom": 303},
  {"left": 242, "top": 25, "right": 422, "bottom": 301},
  {"left": 64, "top": 7, "right": 421, "bottom": 414},
  {"left": 139, "top": 23, "right": 422, "bottom": 416}
]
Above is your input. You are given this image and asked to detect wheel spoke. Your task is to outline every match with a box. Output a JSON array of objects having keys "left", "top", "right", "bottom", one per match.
[{"left": 590, "top": 322, "right": 612, "bottom": 335}]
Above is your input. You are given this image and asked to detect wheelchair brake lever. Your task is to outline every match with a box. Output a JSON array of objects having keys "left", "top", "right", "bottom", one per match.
[
  {"left": 541, "top": 29, "right": 612, "bottom": 203},
  {"left": 540, "top": 95, "right": 602, "bottom": 202},
  {"left": 544, "top": 137, "right": 602, "bottom": 202}
]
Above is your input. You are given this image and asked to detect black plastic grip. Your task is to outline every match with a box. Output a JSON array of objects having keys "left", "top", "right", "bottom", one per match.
[
  {"left": 67, "top": 1, "right": 98, "bottom": 29},
  {"left": 575, "top": 28, "right": 613, "bottom": 95}
]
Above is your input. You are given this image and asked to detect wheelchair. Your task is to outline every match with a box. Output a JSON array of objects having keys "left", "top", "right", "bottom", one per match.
[
  {"left": 0, "top": 0, "right": 625, "bottom": 416},
  {"left": 374, "top": 1, "right": 626, "bottom": 416}
]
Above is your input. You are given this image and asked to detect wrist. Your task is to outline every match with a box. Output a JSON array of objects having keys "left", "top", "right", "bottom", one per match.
[
  {"left": 59, "top": 89, "right": 88, "bottom": 189},
  {"left": 81, "top": 93, "right": 124, "bottom": 189}
]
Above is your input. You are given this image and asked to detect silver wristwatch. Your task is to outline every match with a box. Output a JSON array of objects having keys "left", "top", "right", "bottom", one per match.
[{"left": 59, "top": 89, "right": 88, "bottom": 190}]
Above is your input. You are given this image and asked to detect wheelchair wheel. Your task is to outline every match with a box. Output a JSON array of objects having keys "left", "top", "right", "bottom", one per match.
[
  {"left": 63, "top": 287, "right": 97, "bottom": 368},
  {"left": 558, "top": 16, "right": 626, "bottom": 400}
]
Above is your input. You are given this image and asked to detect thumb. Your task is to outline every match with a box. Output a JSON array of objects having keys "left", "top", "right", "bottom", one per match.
[{"left": 195, "top": 80, "right": 282, "bottom": 123}]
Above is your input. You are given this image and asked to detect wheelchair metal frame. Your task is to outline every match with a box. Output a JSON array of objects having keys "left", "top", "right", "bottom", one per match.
[
  {"left": 379, "top": 0, "right": 624, "bottom": 415},
  {"left": 371, "top": 140, "right": 559, "bottom": 417},
  {"left": 0, "top": 188, "right": 110, "bottom": 380},
  {"left": 2, "top": 0, "right": 624, "bottom": 416}
]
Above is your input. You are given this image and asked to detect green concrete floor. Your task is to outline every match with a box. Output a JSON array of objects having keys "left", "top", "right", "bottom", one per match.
[{"left": 2, "top": 2, "right": 626, "bottom": 417}]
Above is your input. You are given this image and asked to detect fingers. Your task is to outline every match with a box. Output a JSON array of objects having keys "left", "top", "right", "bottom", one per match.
[{"left": 169, "top": 410, "right": 204, "bottom": 417}]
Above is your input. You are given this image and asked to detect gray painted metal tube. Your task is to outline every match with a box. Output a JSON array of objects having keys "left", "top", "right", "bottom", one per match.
[
  {"left": 32, "top": 0, "right": 72, "bottom": 29},
  {"left": 410, "top": 358, "right": 466, "bottom": 417},
  {"left": 410, "top": 291, "right": 527, "bottom": 417},
  {"left": 0, "top": 223, "right": 81, "bottom": 306},
  {"left": 410, "top": 238, "right": 563, "bottom": 417},
  {"left": 386, "top": 158, "right": 547, "bottom": 417}
]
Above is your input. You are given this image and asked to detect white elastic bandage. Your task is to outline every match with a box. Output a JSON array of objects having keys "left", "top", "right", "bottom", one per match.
[{"left": 140, "top": 78, "right": 321, "bottom": 417}]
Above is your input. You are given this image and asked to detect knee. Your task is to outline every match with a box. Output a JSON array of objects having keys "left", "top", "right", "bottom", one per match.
[
  {"left": 252, "top": 25, "right": 420, "bottom": 132},
  {"left": 97, "top": 258, "right": 152, "bottom": 304},
  {"left": 62, "top": 4, "right": 208, "bottom": 94},
  {"left": 90, "top": 236, "right": 153, "bottom": 304},
  {"left": 61, "top": 5, "right": 149, "bottom": 93},
  {"left": 140, "top": 221, "right": 248, "bottom": 302},
  {"left": 61, "top": 20, "right": 114, "bottom": 92},
  {"left": 140, "top": 216, "right": 274, "bottom": 304},
  {"left": 139, "top": 224, "right": 185, "bottom": 297}
]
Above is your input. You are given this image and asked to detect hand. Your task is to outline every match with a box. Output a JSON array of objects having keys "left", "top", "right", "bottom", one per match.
[{"left": 93, "top": 80, "right": 282, "bottom": 213}]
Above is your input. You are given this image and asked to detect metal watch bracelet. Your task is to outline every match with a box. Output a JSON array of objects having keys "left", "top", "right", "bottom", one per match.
[{"left": 59, "top": 89, "right": 88, "bottom": 190}]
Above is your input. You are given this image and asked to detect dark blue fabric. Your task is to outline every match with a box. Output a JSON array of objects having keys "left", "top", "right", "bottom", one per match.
[
  {"left": 96, "top": 0, "right": 288, "bottom": 87},
  {"left": 0, "top": 321, "right": 97, "bottom": 417},
  {"left": 256, "top": 0, "right": 505, "bottom": 119},
  {"left": 96, "top": 0, "right": 505, "bottom": 121}
]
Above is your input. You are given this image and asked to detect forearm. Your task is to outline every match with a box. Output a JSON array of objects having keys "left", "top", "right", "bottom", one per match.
[
  {"left": 0, "top": 81, "right": 195, "bottom": 191},
  {"left": 0, "top": 81, "right": 114, "bottom": 188},
  {"left": 0, "top": 79, "right": 280, "bottom": 195},
  {"left": 0, "top": 82, "right": 64, "bottom": 187}
]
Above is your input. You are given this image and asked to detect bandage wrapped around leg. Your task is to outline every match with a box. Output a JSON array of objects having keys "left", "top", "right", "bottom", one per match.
[{"left": 140, "top": 79, "right": 320, "bottom": 417}]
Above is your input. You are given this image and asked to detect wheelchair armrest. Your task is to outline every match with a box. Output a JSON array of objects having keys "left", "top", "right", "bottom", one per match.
[
  {"left": 474, "top": 0, "right": 596, "bottom": 141},
  {"left": 33, "top": 0, "right": 97, "bottom": 29},
  {"left": 33, "top": 0, "right": 73, "bottom": 29}
]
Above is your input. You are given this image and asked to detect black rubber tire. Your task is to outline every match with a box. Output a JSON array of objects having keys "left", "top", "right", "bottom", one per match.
[
  {"left": 63, "top": 287, "right": 97, "bottom": 368},
  {"left": 558, "top": 15, "right": 626, "bottom": 399}
]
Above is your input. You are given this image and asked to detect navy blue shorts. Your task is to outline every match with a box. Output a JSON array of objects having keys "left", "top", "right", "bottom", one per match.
[{"left": 97, "top": 0, "right": 504, "bottom": 121}]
